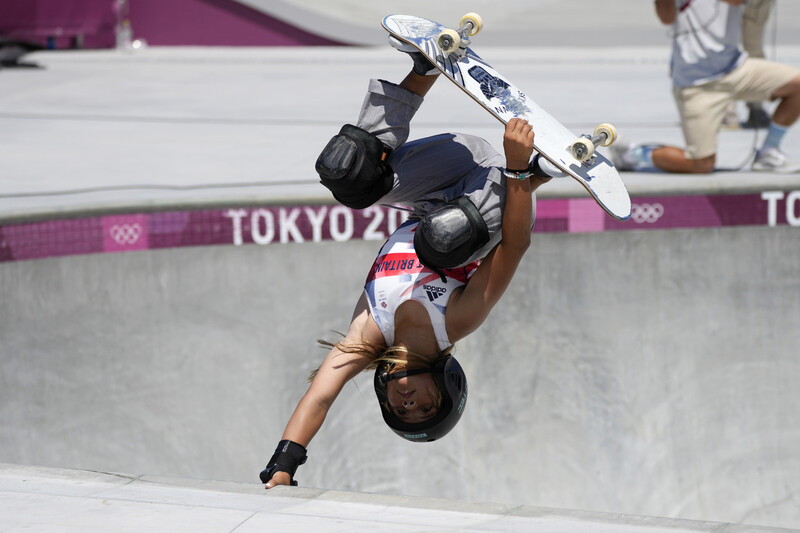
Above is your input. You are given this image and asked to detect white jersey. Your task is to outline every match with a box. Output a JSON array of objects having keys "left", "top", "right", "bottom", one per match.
[
  {"left": 670, "top": 0, "right": 746, "bottom": 87},
  {"left": 364, "top": 221, "right": 480, "bottom": 351}
]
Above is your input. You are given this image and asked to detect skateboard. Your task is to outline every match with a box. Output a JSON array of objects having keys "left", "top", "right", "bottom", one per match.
[{"left": 382, "top": 13, "right": 632, "bottom": 221}]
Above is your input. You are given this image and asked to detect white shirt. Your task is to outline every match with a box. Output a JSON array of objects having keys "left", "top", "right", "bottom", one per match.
[
  {"left": 364, "top": 221, "right": 479, "bottom": 351},
  {"left": 670, "top": 0, "right": 747, "bottom": 87}
]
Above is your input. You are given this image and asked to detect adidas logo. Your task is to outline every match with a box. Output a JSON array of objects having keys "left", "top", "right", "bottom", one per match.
[{"left": 424, "top": 284, "right": 446, "bottom": 301}]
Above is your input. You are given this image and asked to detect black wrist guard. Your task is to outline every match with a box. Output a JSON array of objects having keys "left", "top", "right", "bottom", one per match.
[{"left": 260, "top": 440, "right": 308, "bottom": 486}]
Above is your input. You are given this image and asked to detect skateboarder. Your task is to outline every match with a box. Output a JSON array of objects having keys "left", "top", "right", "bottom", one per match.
[{"left": 260, "top": 41, "right": 564, "bottom": 488}]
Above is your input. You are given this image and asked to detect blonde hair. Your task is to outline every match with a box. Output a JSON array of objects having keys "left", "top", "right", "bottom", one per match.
[
  {"left": 309, "top": 334, "right": 453, "bottom": 386},
  {"left": 310, "top": 337, "right": 451, "bottom": 413}
]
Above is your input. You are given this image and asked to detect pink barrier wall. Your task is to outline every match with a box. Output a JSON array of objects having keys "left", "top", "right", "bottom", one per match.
[
  {"left": 128, "top": 0, "right": 345, "bottom": 46},
  {"left": 2, "top": 191, "right": 799, "bottom": 263},
  {"left": 0, "top": 0, "right": 345, "bottom": 49},
  {"left": 0, "top": 0, "right": 117, "bottom": 49}
]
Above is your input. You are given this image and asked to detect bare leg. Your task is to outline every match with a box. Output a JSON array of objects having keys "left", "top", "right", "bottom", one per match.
[
  {"left": 652, "top": 147, "right": 716, "bottom": 174},
  {"left": 399, "top": 70, "right": 439, "bottom": 98},
  {"left": 770, "top": 75, "right": 800, "bottom": 127}
]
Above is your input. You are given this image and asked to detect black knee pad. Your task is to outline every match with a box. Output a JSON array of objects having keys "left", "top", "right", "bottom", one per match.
[
  {"left": 315, "top": 124, "right": 394, "bottom": 209},
  {"left": 414, "top": 197, "right": 490, "bottom": 270}
]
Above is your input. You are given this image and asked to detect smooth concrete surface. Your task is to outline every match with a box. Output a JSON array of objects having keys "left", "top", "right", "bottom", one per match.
[
  {"left": 2, "top": 43, "right": 800, "bottom": 222},
  {"left": 2, "top": 227, "right": 799, "bottom": 530},
  {"left": 2, "top": 464, "right": 794, "bottom": 533}
]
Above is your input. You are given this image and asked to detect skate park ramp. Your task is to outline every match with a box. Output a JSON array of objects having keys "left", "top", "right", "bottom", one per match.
[
  {"left": 1, "top": 464, "right": 795, "bottom": 533},
  {"left": 2, "top": 2, "right": 800, "bottom": 532},
  {"left": 2, "top": 225, "right": 799, "bottom": 532}
]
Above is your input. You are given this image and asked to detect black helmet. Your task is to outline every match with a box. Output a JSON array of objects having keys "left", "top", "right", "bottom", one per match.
[{"left": 373, "top": 355, "right": 468, "bottom": 442}]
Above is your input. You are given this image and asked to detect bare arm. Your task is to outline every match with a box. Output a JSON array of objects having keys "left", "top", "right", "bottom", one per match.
[
  {"left": 399, "top": 70, "right": 438, "bottom": 97},
  {"left": 265, "top": 292, "right": 383, "bottom": 487},
  {"left": 445, "top": 119, "right": 547, "bottom": 340},
  {"left": 655, "top": 0, "right": 677, "bottom": 25}
]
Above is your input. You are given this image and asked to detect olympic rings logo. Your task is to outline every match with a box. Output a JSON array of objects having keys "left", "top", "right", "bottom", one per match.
[
  {"left": 109, "top": 223, "right": 143, "bottom": 245},
  {"left": 631, "top": 203, "right": 665, "bottom": 224}
]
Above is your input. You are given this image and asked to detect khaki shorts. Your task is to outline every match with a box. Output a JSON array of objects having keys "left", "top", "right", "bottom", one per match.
[{"left": 673, "top": 58, "right": 800, "bottom": 159}]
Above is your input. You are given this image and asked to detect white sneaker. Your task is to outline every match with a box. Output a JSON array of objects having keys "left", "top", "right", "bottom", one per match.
[
  {"left": 536, "top": 155, "right": 568, "bottom": 178},
  {"left": 388, "top": 35, "right": 417, "bottom": 54},
  {"left": 388, "top": 35, "right": 439, "bottom": 76},
  {"left": 608, "top": 141, "right": 633, "bottom": 170},
  {"left": 752, "top": 147, "right": 800, "bottom": 173},
  {"left": 609, "top": 141, "right": 652, "bottom": 171}
]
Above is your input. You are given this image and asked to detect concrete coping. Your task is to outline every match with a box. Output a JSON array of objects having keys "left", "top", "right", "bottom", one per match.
[{"left": 0, "top": 463, "right": 792, "bottom": 532}]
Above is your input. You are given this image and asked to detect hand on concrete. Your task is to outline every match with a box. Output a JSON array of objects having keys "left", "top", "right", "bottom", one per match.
[{"left": 264, "top": 471, "right": 292, "bottom": 489}]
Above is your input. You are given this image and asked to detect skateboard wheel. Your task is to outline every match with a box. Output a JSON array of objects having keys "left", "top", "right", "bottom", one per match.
[
  {"left": 594, "top": 123, "right": 617, "bottom": 147},
  {"left": 437, "top": 29, "right": 461, "bottom": 54},
  {"left": 570, "top": 138, "right": 595, "bottom": 162},
  {"left": 460, "top": 13, "right": 483, "bottom": 36}
]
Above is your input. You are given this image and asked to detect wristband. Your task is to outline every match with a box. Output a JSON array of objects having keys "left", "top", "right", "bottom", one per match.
[
  {"left": 503, "top": 167, "right": 532, "bottom": 180},
  {"left": 260, "top": 440, "right": 308, "bottom": 486}
]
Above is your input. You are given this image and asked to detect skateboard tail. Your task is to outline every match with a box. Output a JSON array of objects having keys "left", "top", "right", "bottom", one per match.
[
  {"left": 587, "top": 181, "right": 632, "bottom": 221},
  {"left": 539, "top": 149, "right": 632, "bottom": 221}
]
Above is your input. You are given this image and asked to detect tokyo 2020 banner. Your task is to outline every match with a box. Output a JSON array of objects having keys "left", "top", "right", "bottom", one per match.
[{"left": 1, "top": 191, "right": 798, "bottom": 262}]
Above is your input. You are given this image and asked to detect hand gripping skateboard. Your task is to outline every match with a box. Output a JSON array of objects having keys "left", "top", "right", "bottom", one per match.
[{"left": 382, "top": 13, "right": 632, "bottom": 221}]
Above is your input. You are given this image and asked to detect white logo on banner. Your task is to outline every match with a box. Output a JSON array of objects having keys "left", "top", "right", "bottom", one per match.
[
  {"left": 110, "top": 223, "right": 143, "bottom": 245},
  {"left": 631, "top": 203, "right": 665, "bottom": 224}
]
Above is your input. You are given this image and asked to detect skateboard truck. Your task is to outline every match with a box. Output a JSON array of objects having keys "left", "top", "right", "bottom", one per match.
[
  {"left": 437, "top": 12, "right": 483, "bottom": 58},
  {"left": 569, "top": 123, "right": 617, "bottom": 165}
]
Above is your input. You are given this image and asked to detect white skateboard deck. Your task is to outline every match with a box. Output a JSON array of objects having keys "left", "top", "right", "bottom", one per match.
[{"left": 383, "top": 14, "right": 632, "bottom": 221}]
